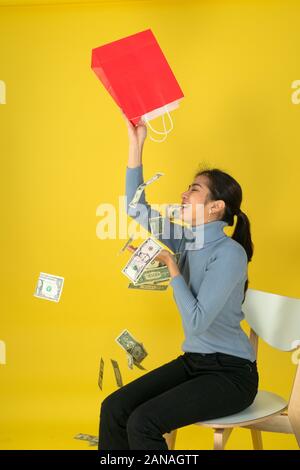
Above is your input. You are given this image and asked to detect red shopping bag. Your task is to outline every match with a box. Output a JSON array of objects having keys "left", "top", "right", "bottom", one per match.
[{"left": 91, "top": 29, "right": 184, "bottom": 142}]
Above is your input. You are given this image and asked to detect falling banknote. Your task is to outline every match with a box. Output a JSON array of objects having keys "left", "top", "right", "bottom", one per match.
[
  {"left": 122, "top": 237, "right": 162, "bottom": 284},
  {"left": 34, "top": 272, "right": 64, "bottom": 302},
  {"left": 74, "top": 433, "right": 98, "bottom": 447},
  {"left": 98, "top": 357, "right": 104, "bottom": 391},
  {"left": 128, "top": 172, "right": 164, "bottom": 209},
  {"left": 118, "top": 235, "right": 134, "bottom": 256},
  {"left": 128, "top": 283, "right": 168, "bottom": 291},
  {"left": 166, "top": 204, "right": 184, "bottom": 220},
  {"left": 149, "top": 216, "right": 165, "bottom": 238},
  {"left": 111, "top": 359, "right": 123, "bottom": 387},
  {"left": 115, "top": 329, "right": 147, "bottom": 370}
]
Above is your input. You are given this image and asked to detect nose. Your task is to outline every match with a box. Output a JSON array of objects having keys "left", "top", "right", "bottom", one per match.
[{"left": 181, "top": 189, "right": 189, "bottom": 201}]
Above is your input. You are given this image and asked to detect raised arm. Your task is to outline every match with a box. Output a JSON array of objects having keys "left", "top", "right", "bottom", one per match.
[{"left": 121, "top": 110, "right": 183, "bottom": 253}]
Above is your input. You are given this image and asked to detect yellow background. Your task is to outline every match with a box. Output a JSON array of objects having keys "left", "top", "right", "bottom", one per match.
[{"left": 0, "top": 0, "right": 299, "bottom": 450}]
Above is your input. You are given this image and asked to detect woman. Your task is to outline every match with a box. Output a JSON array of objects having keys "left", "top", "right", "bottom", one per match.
[{"left": 98, "top": 113, "right": 259, "bottom": 450}]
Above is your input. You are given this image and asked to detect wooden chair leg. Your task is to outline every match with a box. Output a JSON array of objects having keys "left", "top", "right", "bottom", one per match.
[
  {"left": 289, "top": 413, "right": 300, "bottom": 448},
  {"left": 251, "top": 429, "right": 263, "bottom": 450},
  {"left": 213, "top": 428, "right": 233, "bottom": 450},
  {"left": 163, "top": 430, "right": 177, "bottom": 450}
]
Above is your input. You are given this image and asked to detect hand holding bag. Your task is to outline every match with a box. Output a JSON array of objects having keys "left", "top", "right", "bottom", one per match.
[{"left": 91, "top": 29, "right": 184, "bottom": 142}]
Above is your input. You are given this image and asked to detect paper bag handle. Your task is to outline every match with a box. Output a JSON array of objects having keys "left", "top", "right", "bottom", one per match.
[{"left": 143, "top": 106, "right": 174, "bottom": 143}]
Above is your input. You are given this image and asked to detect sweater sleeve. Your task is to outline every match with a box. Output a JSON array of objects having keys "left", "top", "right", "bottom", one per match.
[
  {"left": 169, "top": 245, "right": 248, "bottom": 335},
  {"left": 125, "top": 165, "right": 184, "bottom": 253}
]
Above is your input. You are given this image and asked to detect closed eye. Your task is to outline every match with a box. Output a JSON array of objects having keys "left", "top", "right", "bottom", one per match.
[{"left": 188, "top": 184, "right": 201, "bottom": 191}]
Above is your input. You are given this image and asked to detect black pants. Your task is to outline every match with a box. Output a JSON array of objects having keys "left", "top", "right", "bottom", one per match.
[{"left": 98, "top": 352, "right": 259, "bottom": 450}]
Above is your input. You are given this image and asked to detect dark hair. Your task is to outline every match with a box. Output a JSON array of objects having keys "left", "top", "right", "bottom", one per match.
[{"left": 195, "top": 167, "right": 254, "bottom": 299}]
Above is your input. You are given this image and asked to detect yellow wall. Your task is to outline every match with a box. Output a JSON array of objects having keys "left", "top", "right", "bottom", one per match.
[{"left": 0, "top": 0, "right": 299, "bottom": 450}]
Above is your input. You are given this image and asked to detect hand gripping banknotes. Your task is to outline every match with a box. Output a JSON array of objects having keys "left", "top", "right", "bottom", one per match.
[{"left": 122, "top": 237, "right": 162, "bottom": 284}]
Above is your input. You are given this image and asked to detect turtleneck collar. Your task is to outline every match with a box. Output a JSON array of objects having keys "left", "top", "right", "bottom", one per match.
[{"left": 188, "top": 220, "right": 228, "bottom": 245}]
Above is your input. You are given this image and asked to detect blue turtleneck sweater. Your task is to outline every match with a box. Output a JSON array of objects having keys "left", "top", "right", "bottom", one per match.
[{"left": 126, "top": 165, "right": 256, "bottom": 362}]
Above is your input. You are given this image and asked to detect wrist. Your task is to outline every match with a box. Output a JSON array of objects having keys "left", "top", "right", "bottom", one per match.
[
  {"left": 167, "top": 256, "right": 180, "bottom": 278},
  {"left": 128, "top": 143, "right": 142, "bottom": 167},
  {"left": 129, "top": 143, "right": 144, "bottom": 156}
]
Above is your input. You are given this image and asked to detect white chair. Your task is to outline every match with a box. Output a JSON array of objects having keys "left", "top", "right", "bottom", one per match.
[{"left": 163, "top": 288, "right": 300, "bottom": 450}]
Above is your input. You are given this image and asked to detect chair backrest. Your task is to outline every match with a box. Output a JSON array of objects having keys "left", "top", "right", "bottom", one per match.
[{"left": 242, "top": 288, "right": 300, "bottom": 351}]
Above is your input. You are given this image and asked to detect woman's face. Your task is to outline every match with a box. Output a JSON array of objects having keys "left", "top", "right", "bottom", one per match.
[{"left": 181, "top": 174, "right": 225, "bottom": 225}]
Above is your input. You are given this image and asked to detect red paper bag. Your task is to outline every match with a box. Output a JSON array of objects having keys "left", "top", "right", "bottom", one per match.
[{"left": 91, "top": 29, "right": 184, "bottom": 142}]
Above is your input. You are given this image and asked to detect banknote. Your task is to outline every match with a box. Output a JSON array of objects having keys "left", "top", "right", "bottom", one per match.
[
  {"left": 132, "top": 359, "right": 146, "bottom": 370},
  {"left": 122, "top": 237, "right": 162, "bottom": 284},
  {"left": 115, "top": 330, "right": 147, "bottom": 367},
  {"left": 128, "top": 250, "right": 181, "bottom": 289},
  {"left": 147, "top": 259, "right": 160, "bottom": 269},
  {"left": 111, "top": 359, "right": 123, "bottom": 388},
  {"left": 118, "top": 235, "right": 134, "bottom": 256},
  {"left": 150, "top": 216, "right": 165, "bottom": 238},
  {"left": 174, "top": 252, "right": 181, "bottom": 265},
  {"left": 126, "top": 351, "right": 147, "bottom": 370},
  {"left": 98, "top": 357, "right": 104, "bottom": 391},
  {"left": 74, "top": 433, "right": 98, "bottom": 446},
  {"left": 128, "top": 172, "right": 164, "bottom": 209},
  {"left": 127, "top": 353, "right": 134, "bottom": 369},
  {"left": 135, "top": 265, "right": 170, "bottom": 285},
  {"left": 34, "top": 272, "right": 64, "bottom": 302},
  {"left": 136, "top": 266, "right": 170, "bottom": 285},
  {"left": 128, "top": 282, "right": 168, "bottom": 291},
  {"left": 166, "top": 204, "right": 184, "bottom": 220},
  {"left": 88, "top": 437, "right": 99, "bottom": 447}
]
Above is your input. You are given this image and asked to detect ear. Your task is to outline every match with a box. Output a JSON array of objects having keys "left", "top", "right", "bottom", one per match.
[{"left": 211, "top": 200, "right": 225, "bottom": 213}]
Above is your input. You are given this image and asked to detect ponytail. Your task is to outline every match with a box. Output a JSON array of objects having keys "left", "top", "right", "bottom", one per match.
[
  {"left": 232, "top": 210, "right": 254, "bottom": 263},
  {"left": 232, "top": 210, "right": 254, "bottom": 302}
]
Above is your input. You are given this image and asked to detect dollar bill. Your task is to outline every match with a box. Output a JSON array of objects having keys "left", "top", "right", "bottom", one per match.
[
  {"left": 74, "top": 433, "right": 98, "bottom": 446},
  {"left": 166, "top": 204, "right": 184, "bottom": 220},
  {"left": 34, "top": 272, "right": 64, "bottom": 302},
  {"left": 128, "top": 283, "right": 168, "bottom": 291},
  {"left": 150, "top": 216, "right": 165, "bottom": 238},
  {"left": 135, "top": 265, "right": 170, "bottom": 285},
  {"left": 126, "top": 352, "right": 147, "bottom": 370},
  {"left": 118, "top": 235, "right": 134, "bottom": 256},
  {"left": 111, "top": 359, "right": 123, "bottom": 388},
  {"left": 98, "top": 357, "right": 104, "bottom": 391},
  {"left": 128, "top": 172, "right": 164, "bottom": 209},
  {"left": 132, "top": 360, "right": 146, "bottom": 370},
  {"left": 127, "top": 252, "right": 181, "bottom": 290},
  {"left": 147, "top": 259, "right": 160, "bottom": 269},
  {"left": 127, "top": 353, "right": 134, "bottom": 369},
  {"left": 115, "top": 330, "right": 147, "bottom": 367},
  {"left": 88, "top": 437, "right": 99, "bottom": 447},
  {"left": 122, "top": 237, "right": 162, "bottom": 284},
  {"left": 174, "top": 252, "right": 181, "bottom": 264}
]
